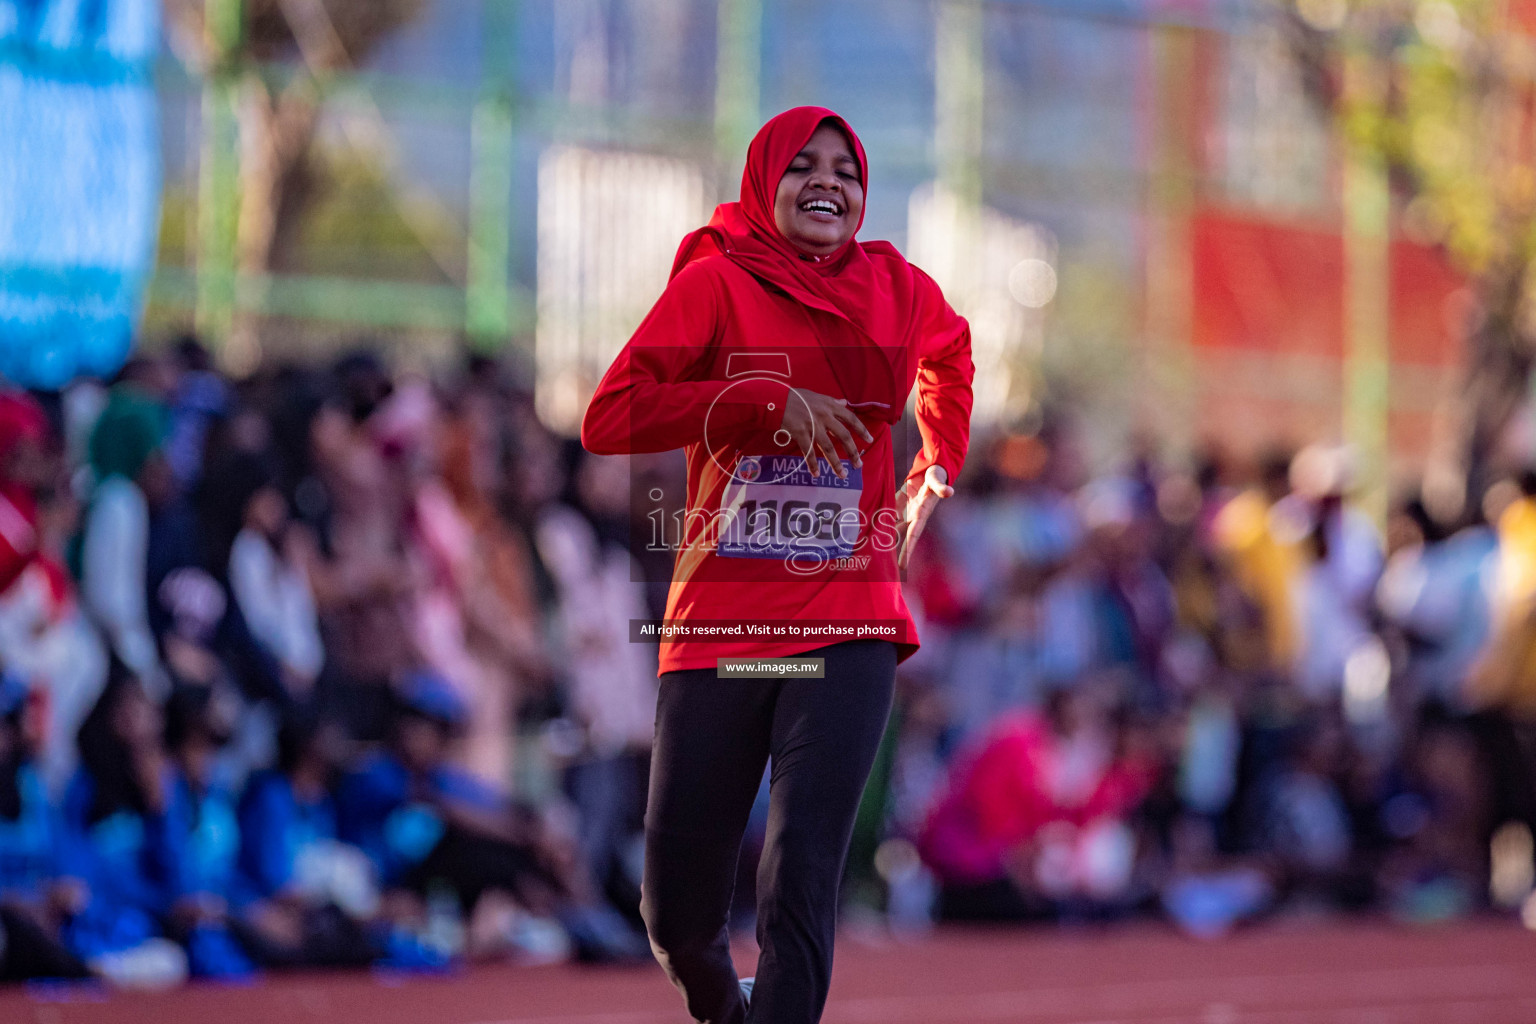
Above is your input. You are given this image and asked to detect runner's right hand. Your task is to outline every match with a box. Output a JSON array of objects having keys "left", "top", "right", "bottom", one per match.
[{"left": 777, "top": 388, "right": 874, "bottom": 479}]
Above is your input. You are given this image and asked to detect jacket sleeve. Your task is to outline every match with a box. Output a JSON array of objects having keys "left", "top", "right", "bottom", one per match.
[
  {"left": 904, "top": 269, "right": 975, "bottom": 490},
  {"left": 581, "top": 261, "right": 790, "bottom": 455}
]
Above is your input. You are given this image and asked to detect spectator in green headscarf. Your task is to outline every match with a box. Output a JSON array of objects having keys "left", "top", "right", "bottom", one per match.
[
  {"left": 87, "top": 386, "right": 172, "bottom": 489},
  {"left": 78, "top": 386, "right": 174, "bottom": 698}
]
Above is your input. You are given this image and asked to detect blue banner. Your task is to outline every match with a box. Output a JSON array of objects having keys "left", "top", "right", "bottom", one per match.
[{"left": 0, "top": 0, "right": 161, "bottom": 389}]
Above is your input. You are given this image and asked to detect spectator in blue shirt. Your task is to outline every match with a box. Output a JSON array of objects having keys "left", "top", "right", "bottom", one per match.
[
  {"left": 338, "top": 671, "right": 649, "bottom": 964},
  {"left": 238, "top": 712, "right": 426, "bottom": 969},
  {"left": 240, "top": 714, "right": 350, "bottom": 906},
  {"left": 0, "top": 674, "right": 90, "bottom": 982},
  {"left": 159, "top": 685, "right": 257, "bottom": 979},
  {"left": 61, "top": 670, "right": 188, "bottom": 988}
]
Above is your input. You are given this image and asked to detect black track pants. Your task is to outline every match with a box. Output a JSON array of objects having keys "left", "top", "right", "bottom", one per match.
[{"left": 640, "top": 640, "right": 897, "bottom": 1024}]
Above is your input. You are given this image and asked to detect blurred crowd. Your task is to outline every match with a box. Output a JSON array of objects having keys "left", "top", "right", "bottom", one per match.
[
  {"left": 0, "top": 340, "right": 657, "bottom": 988},
  {"left": 1, "top": 338, "right": 1535, "bottom": 990},
  {"left": 890, "top": 426, "right": 1536, "bottom": 939}
]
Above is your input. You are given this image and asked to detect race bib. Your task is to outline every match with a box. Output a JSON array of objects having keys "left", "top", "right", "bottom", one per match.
[{"left": 718, "top": 454, "right": 863, "bottom": 561}]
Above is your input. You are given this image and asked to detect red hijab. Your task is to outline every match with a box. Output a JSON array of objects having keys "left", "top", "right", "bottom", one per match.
[
  {"left": 671, "top": 107, "right": 929, "bottom": 418},
  {"left": 0, "top": 393, "right": 47, "bottom": 590}
]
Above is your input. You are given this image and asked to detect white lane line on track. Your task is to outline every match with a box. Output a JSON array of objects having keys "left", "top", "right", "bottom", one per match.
[{"left": 458, "top": 960, "right": 1536, "bottom": 1024}]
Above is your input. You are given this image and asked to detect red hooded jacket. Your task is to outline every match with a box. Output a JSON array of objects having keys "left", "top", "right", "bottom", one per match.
[{"left": 581, "top": 107, "right": 975, "bottom": 674}]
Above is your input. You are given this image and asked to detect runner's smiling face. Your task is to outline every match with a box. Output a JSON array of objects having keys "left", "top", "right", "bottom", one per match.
[{"left": 772, "top": 122, "right": 864, "bottom": 258}]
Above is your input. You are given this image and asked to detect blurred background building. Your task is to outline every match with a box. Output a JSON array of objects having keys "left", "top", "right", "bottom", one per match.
[{"left": 8, "top": 0, "right": 1505, "bottom": 493}]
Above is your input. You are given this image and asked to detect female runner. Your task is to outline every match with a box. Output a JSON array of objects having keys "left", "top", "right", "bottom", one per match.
[{"left": 582, "top": 106, "right": 974, "bottom": 1024}]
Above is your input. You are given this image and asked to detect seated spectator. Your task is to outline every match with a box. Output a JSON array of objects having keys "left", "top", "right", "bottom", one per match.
[
  {"left": 289, "top": 386, "right": 421, "bottom": 745},
  {"left": 75, "top": 387, "right": 176, "bottom": 699},
  {"left": 149, "top": 469, "right": 286, "bottom": 709},
  {"left": 159, "top": 685, "right": 259, "bottom": 979},
  {"left": 238, "top": 713, "right": 440, "bottom": 969},
  {"left": 0, "top": 390, "right": 107, "bottom": 791},
  {"left": 1251, "top": 714, "right": 1368, "bottom": 908},
  {"left": 918, "top": 684, "right": 1158, "bottom": 921},
  {"left": 61, "top": 672, "right": 188, "bottom": 988},
  {"left": 1376, "top": 709, "right": 1488, "bottom": 922},
  {"left": 337, "top": 672, "right": 650, "bottom": 964},
  {"left": 199, "top": 448, "right": 324, "bottom": 702},
  {"left": 0, "top": 674, "right": 91, "bottom": 982}
]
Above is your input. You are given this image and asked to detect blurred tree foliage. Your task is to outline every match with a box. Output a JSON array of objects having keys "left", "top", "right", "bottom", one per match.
[
  {"left": 1284, "top": 0, "right": 1536, "bottom": 497},
  {"left": 162, "top": 0, "right": 426, "bottom": 278}
]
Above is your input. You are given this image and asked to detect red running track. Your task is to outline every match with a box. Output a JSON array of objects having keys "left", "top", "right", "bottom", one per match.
[{"left": 5, "top": 919, "right": 1535, "bottom": 1024}]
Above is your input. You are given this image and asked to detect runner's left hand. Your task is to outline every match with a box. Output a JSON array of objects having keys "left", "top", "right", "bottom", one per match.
[{"left": 897, "top": 465, "right": 953, "bottom": 571}]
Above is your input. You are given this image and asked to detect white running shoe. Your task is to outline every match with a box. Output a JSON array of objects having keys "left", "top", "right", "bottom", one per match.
[{"left": 90, "top": 938, "right": 189, "bottom": 991}]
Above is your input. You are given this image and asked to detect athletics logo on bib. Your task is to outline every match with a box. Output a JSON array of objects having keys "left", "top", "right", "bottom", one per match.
[{"left": 718, "top": 454, "right": 863, "bottom": 562}]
